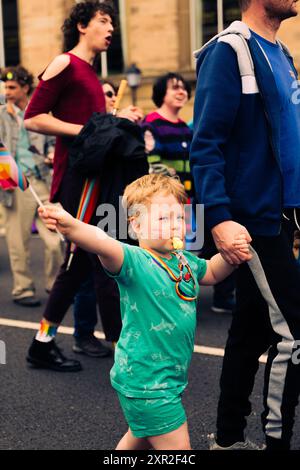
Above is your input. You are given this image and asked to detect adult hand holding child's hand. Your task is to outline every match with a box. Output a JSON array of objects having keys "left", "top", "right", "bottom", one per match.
[{"left": 212, "top": 220, "right": 252, "bottom": 265}]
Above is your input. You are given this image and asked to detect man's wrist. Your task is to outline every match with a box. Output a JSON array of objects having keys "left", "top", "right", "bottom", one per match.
[{"left": 211, "top": 219, "right": 233, "bottom": 232}]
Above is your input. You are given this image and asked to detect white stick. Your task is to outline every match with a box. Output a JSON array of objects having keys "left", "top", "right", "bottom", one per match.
[
  {"left": 29, "top": 184, "right": 65, "bottom": 242},
  {"left": 29, "top": 184, "right": 45, "bottom": 208},
  {"left": 66, "top": 252, "right": 74, "bottom": 272}
]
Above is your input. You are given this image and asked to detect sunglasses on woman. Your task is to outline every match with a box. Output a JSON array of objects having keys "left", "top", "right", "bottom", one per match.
[{"left": 105, "top": 91, "right": 116, "bottom": 98}]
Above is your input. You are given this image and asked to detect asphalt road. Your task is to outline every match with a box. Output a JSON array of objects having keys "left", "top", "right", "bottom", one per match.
[{"left": 0, "top": 234, "right": 299, "bottom": 450}]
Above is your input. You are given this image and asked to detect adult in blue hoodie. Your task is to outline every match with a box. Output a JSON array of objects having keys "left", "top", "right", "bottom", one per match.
[{"left": 191, "top": 0, "right": 300, "bottom": 451}]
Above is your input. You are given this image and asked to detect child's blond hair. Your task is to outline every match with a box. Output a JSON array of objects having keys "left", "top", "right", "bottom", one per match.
[
  {"left": 123, "top": 174, "right": 188, "bottom": 213},
  {"left": 122, "top": 175, "right": 188, "bottom": 239}
]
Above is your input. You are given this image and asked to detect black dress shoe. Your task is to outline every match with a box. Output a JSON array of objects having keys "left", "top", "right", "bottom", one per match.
[
  {"left": 14, "top": 296, "right": 41, "bottom": 307},
  {"left": 27, "top": 338, "right": 82, "bottom": 372},
  {"left": 73, "top": 334, "right": 112, "bottom": 358}
]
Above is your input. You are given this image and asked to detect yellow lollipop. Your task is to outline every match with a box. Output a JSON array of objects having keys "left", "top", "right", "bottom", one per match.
[{"left": 172, "top": 237, "right": 184, "bottom": 250}]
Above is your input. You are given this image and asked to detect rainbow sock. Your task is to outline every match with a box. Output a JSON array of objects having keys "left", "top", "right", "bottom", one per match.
[{"left": 35, "top": 320, "right": 58, "bottom": 343}]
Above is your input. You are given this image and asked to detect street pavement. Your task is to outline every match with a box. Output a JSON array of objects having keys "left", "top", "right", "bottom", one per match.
[{"left": 0, "top": 234, "right": 299, "bottom": 450}]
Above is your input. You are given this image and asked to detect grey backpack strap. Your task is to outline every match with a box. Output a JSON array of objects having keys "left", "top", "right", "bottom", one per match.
[
  {"left": 219, "top": 34, "right": 259, "bottom": 94},
  {"left": 194, "top": 21, "right": 259, "bottom": 95},
  {"left": 194, "top": 20, "right": 251, "bottom": 58}
]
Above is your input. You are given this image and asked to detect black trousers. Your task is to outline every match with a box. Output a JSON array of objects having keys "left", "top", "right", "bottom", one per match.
[
  {"left": 43, "top": 169, "right": 122, "bottom": 342},
  {"left": 216, "top": 219, "right": 300, "bottom": 449}
]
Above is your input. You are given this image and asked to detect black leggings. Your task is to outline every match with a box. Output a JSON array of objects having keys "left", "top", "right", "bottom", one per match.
[{"left": 44, "top": 246, "right": 121, "bottom": 341}]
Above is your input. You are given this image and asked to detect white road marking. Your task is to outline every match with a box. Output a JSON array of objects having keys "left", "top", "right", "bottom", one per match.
[{"left": 0, "top": 317, "right": 267, "bottom": 363}]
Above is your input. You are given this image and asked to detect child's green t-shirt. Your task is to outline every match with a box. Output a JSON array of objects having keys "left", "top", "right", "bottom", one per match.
[{"left": 108, "top": 244, "right": 207, "bottom": 398}]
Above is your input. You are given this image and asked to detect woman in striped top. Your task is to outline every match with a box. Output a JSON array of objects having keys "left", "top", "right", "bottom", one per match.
[{"left": 141, "top": 73, "right": 193, "bottom": 196}]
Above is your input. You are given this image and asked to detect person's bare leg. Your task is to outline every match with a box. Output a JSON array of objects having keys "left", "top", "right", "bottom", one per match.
[
  {"left": 147, "top": 422, "right": 191, "bottom": 450},
  {"left": 116, "top": 428, "right": 151, "bottom": 450}
]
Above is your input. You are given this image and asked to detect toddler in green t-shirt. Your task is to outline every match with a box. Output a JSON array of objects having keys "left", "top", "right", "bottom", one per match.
[{"left": 38, "top": 174, "right": 251, "bottom": 450}]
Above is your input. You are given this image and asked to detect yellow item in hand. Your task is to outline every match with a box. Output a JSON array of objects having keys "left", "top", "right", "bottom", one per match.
[{"left": 172, "top": 237, "right": 184, "bottom": 250}]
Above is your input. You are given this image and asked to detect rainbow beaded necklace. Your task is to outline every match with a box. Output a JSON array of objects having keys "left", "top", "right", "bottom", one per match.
[{"left": 144, "top": 248, "right": 197, "bottom": 302}]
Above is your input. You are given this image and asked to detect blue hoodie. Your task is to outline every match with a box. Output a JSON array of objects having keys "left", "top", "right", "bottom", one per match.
[{"left": 190, "top": 23, "right": 299, "bottom": 236}]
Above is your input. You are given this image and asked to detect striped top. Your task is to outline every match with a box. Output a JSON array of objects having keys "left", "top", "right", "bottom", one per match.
[{"left": 141, "top": 112, "right": 193, "bottom": 178}]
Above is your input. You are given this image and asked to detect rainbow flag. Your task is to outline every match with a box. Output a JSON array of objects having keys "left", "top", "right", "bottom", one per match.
[
  {"left": 67, "top": 177, "right": 101, "bottom": 270},
  {"left": 75, "top": 178, "right": 101, "bottom": 224},
  {"left": 0, "top": 142, "right": 29, "bottom": 191}
]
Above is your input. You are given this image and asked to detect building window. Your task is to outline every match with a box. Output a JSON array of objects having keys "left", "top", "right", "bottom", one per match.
[
  {"left": 2, "top": 0, "right": 20, "bottom": 66},
  {"left": 224, "top": 1, "right": 241, "bottom": 29},
  {"left": 191, "top": 0, "right": 240, "bottom": 60},
  {"left": 107, "top": 0, "right": 124, "bottom": 74}
]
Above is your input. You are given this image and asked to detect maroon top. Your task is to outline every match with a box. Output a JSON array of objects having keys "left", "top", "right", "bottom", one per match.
[{"left": 25, "top": 52, "right": 106, "bottom": 201}]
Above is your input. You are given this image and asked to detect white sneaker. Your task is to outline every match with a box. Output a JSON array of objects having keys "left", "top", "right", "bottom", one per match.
[{"left": 208, "top": 433, "right": 266, "bottom": 450}]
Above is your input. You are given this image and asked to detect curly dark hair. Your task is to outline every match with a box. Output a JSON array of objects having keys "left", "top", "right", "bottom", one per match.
[
  {"left": 1, "top": 66, "right": 34, "bottom": 95},
  {"left": 62, "top": 1, "right": 116, "bottom": 52},
  {"left": 152, "top": 73, "right": 192, "bottom": 108}
]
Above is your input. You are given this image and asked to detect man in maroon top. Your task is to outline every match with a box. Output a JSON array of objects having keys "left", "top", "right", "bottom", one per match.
[{"left": 24, "top": 1, "right": 142, "bottom": 371}]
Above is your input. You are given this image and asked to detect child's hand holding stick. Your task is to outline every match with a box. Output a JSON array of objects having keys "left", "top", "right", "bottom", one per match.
[{"left": 38, "top": 205, "right": 73, "bottom": 237}]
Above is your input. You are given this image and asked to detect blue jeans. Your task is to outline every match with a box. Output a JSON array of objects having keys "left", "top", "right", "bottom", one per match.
[{"left": 73, "top": 274, "right": 98, "bottom": 338}]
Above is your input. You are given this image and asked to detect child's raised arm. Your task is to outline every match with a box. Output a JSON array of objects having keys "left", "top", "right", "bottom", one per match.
[{"left": 38, "top": 205, "right": 124, "bottom": 274}]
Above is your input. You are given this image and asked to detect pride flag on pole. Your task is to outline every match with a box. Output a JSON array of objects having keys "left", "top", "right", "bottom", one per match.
[
  {"left": 66, "top": 177, "right": 101, "bottom": 270},
  {"left": 0, "top": 141, "right": 65, "bottom": 242},
  {"left": 0, "top": 141, "right": 29, "bottom": 190}
]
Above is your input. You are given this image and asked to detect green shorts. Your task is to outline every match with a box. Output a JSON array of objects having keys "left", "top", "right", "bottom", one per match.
[{"left": 117, "top": 392, "right": 187, "bottom": 438}]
